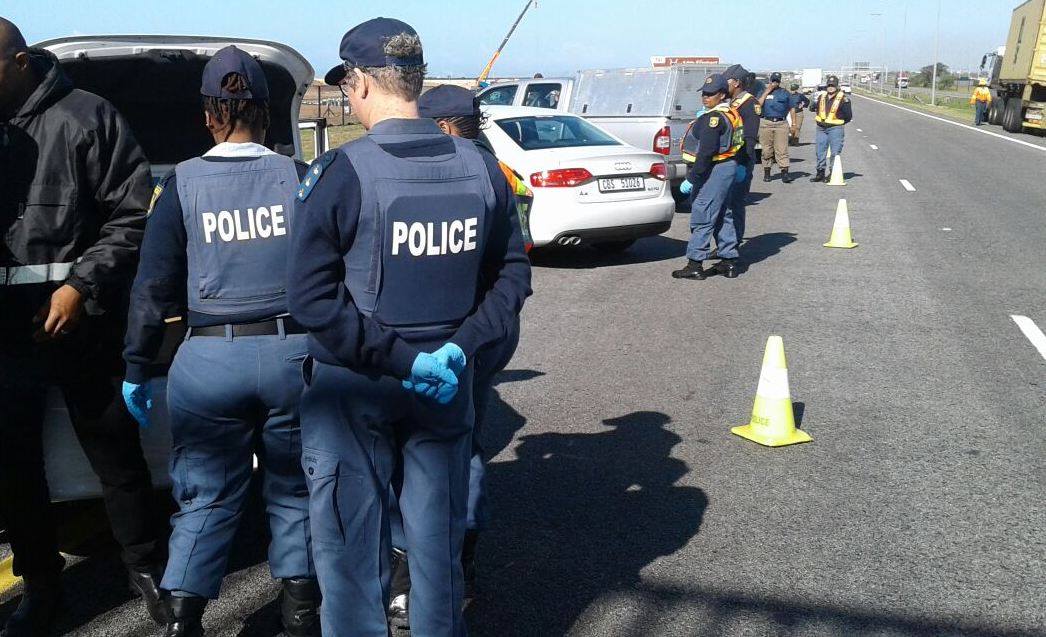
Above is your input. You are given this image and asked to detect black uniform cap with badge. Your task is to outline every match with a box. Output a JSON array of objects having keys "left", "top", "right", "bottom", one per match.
[
  {"left": 201, "top": 45, "right": 270, "bottom": 100},
  {"left": 417, "top": 84, "right": 481, "bottom": 119}
]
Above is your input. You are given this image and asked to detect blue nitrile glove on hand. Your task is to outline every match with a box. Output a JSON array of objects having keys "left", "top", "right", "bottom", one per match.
[
  {"left": 402, "top": 353, "right": 459, "bottom": 404},
  {"left": 679, "top": 180, "right": 693, "bottom": 195},
  {"left": 735, "top": 164, "right": 748, "bottom": 184},
  {"left": 122, "top": 380, "right": 153, "bottom": 428},
  {"left": 432, "top": 342, "right": 466, "bottom": 375}
]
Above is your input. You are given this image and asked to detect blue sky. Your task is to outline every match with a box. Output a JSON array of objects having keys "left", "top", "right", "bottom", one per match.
[{"left": 4, "top": 1, "right": 1013, "bottom": 78}]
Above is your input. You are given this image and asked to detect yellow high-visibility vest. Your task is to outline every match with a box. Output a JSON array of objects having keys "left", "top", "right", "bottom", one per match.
[{"left": 815, "top": 92, "right": 846, "bottom": 125}]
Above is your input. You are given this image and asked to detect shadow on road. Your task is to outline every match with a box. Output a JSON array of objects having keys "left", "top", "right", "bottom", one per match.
[
  {"left": 468, "top": 410, "right": 708, "bottom": 636},
  {"left": 530, "top": 235, "right": 687, "bottom": 270},
  {"left": 741, "top": 232, "right": 798, "bottom": 270}
]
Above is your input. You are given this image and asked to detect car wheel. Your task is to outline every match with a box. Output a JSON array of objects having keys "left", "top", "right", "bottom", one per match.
[
  {"left": 592, "top": 239, "right": 636, "bottom": 253},
  {"left": 1003, "top": 98, "right": 1024, "bottom": 133}
]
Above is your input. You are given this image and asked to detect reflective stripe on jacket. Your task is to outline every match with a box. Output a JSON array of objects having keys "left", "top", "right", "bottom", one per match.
[{"left": 815, "top": 92, "right": 846, "bottom": 125}]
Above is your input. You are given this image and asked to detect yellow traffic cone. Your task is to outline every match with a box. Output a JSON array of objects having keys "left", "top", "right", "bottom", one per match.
[
  {"left": 731, "top": 336, "right": 812, "bottom": 447},
  {"left": 827, "top": 154, "right": 846, "bottom": 186},
  {"left": 823, "top": 199, "right": 858, "bottom": 249}
]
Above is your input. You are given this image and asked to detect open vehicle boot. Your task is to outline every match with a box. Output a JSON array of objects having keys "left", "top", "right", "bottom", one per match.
[
  {"left": 279, "top": 578, "right": 321, "bottom": 637},
  {"left": 387, "top": 549, "right": 410, "bottom": 629},
  {"left": 3, "top": 572, "right": 62, "bottom": 637},
  {"left": 811, "top": 170, "right": 825, "bottom": 182},
  {"left": 128, "top": 564, "right": 169, "bottom": 625},
  {"left": 714, "top": 258, "right": 739, "bottom": 279},
  {"left": 164, "top": 595, "right": 207, "bottom": 637},
  {"left": 671, "top": 259, "right": 706, "bottom": 280}
]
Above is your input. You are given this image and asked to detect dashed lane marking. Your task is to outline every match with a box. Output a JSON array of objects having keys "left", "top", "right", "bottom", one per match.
[
  {"left": 857, "top": 128, "right": 863, "bottom": 132},
  {"left": 1011, "top": 315, "right": 1046, "bottom": 362},
  {"left": 900, "top": 179, "right": 916, "bottom": 191},
  {"left": 869, "top": 144, "right": 879, "bottom": 150},
  {"left": 853, "top": 93, "right": 1046, "bottom": 153},
  {"left": 0, "top": 555, "right": 20, "bottom": 596}
]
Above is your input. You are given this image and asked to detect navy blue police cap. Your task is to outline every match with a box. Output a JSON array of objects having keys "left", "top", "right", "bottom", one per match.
[
  {"left": 770, "top": 72, "right": 782, "bottom": 82},
  {"left": 201, "top": 45, "right": 269, "bottom": 100},
  {"left": 702, "top": 73, "right": 728, "bottom": 95},
  {"left": 723, "top": 64, "right": 749, "bottom": 82},
  {"left": 324, "top": 17, "right": 424, "bottom": 85},
  {"left": 418, "top": 85, "right": 480, "bottom": 119}
]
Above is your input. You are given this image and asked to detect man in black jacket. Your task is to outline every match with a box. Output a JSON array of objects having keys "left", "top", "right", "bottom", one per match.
[{"left": 0, "top": 17, "right": 166, "bottom": 635}]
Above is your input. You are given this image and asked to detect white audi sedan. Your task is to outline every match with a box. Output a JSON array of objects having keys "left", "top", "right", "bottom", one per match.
[{"left": 481, "top": 106, "right": 676, "bottom": 252}]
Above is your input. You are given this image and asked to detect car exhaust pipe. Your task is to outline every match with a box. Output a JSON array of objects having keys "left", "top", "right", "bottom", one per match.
[
  {"left": 570, "top": 236, "right": 582, "bottom": 245},
  {"left": 557, "top": 236, "right": 581, "bottom": 246}
]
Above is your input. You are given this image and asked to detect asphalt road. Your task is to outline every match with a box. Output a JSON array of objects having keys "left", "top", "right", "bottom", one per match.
[{"left": 2, "top": 94, "right": 1044, "bottom": 637}]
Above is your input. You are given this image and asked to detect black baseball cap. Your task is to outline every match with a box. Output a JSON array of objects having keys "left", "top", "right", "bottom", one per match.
[
  {"left": 701, "top": 73, "right": 728, "bottom": 95},
  {"left": 826, "top": 75, "right": 840, "bottom": 87},
  {"left": 201, "top": 45, "right": 269, "bottom": 100},
  {"left": 724, "top": 64, "right": 749, "bottom": 82},
  {"left": 770, "top": 72, "right": 782, "bottom": 82},
  {"left": 418, "top": 85, "right": 480, "bottom": 119},
  {"left": 324, "top": 17, "right": 424, "bottom": 85}
]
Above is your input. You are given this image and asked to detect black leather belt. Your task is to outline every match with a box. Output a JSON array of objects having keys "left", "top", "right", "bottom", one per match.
[
  {"left": 763, "top": 117, "right": 786, "bottom": 122},
  {"left": 189, "top": 317, "right": 306, "bottom": 338}
]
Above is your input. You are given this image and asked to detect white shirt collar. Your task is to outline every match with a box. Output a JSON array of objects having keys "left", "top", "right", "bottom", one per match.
[{"left": 203, "top": 142, "right": 275, "bottom": 158}]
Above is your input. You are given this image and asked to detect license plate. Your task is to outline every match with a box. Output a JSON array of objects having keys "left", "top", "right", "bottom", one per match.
[{"left": 597, "top": 176, "right": 645, "bottom": 192}]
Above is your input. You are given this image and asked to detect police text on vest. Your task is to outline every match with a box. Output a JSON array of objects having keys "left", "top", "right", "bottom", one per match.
[
  {"left": 202, "top": 206, "right": 287, "bottom": 243},
  {"left": 391, "top": 219, "right": 478, "bottom": 256}
]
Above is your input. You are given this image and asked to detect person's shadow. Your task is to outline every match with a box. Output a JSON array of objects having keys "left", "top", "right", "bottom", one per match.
[
  {"left": 740, "top": 231, "right": 798, "bottom": 269},
  {"left": 467, "top": 410, "right": 708, "bottom": 636}
]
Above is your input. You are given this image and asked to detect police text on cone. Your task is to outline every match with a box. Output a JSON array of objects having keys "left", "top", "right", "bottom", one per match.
[
  {"left": 827, "top": 154, "right": 845, "bottom": 186},
  {"left": 731, "top": 336, "right": 812, "bottom": 447},
  {"left": 824, "top": 198, "right": 858, "bottom": 249}
]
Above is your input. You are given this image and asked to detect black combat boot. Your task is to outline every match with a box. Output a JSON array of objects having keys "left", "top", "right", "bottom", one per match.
[
  {"left": 128, "top": 564, "right": 169, "bottom": 625},
  {"left": 3, "top": 572, "right": 62, "bottom": 637},
  {"left": 781, "top": 168, "right": 793, "bottom": 184},
  {"left": 387, "top": 548, "right": 410, "bottom": 629},
  {"left": 811, "top": 169, "right": 825, "bottom": 182},
  {"left": 671, "top": 259, "right": 706, "bottom": 280},
  {"left": 279, "top": 578, "right": 321, "bottom": 637},
  {"left": 462, "top": 530, "right": 479, "bottom": 600},
  {"left": 164, "top": 595, "right": 207, "bottom": 637},
  {"left": 714, "top": 258, "right": 739, "bottom": 279},
  {"left": 763, "top": 167, "right": 772, "bottom": 182}
]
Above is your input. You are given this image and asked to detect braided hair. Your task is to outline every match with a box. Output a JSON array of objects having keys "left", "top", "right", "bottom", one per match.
[
  {"left": 202, "top": 72, "right": 270, "bottom": 141},
  {"left": 436, "top": 113, "right": 488, "bottom": 141}
]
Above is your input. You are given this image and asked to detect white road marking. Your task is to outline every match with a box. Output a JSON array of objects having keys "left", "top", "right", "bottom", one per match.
[
  {"left": 857, "top": 128, "right": 863, "bottom": 132},
  {"left": 853, "top": 93, "right": 1046, "bottom": 153},
  {"left": 1011, "top": 315, "right": 1046, "bottom": 361},
  {"left": 869, "top": 144, "right": 879, "bottom": 150},
  {"left": 899, "top": 179, "right": 916, "bottom": 191},
  {"left": 941, "top": 227, "right": 952, "bottom": 231}
]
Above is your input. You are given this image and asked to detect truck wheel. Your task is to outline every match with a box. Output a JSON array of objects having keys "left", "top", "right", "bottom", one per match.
[
  {"left": 592, "top": 239, "right": 636, "bottom": 253},
  {"left": 988, "top": 97, "right": 1004, "bottom": 125},
  {"left": 1003, "top": 98, "right": 1024, "bottom": 133}
]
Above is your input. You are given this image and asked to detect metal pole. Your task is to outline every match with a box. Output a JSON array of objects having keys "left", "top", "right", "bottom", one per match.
[
  {"left": 897, "top": 1, "right": 907, "bottom": 99},
  {"left": 477, "top": 0, "right": 536, "bottom": 84},
  {"left": 931, "top": 0, "right": 941, "bottom": 106}
]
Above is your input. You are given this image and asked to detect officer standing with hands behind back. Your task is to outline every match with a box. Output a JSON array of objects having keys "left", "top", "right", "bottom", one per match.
[
  {"left": 288, "top": 18, "right": 531, "bottom": 636},
  {"left": 123, "top": 46, "right": 319, "bottom": 637},
  {"left": 757, "top": 72, "right": 794, "bottom": 183}
]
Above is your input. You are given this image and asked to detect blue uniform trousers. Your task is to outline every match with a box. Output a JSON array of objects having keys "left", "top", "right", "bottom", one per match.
[
  {"left": 815, "top": 125, "right": 845, "bottom": 172},
  {"left": 687, "top": 160, "right": 739, "bottom": 262},
  {"left": 163, "top": 332, "right": 313, "bottom": 598},
  {"left": 725, "top": 157, "right": 753, "bottom": 241},
  {"left": 974, "top": 101, "right": 988, "bottom": 125},
  {"left": 301, "top": 356, "right": 474, "bottom": 637}
]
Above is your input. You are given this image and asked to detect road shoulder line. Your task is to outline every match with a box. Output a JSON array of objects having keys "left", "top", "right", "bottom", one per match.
[{"left": 1011, "top": 315, "right": 1046, "bottom": 361}]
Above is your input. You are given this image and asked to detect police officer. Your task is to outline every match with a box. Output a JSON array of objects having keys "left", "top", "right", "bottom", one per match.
[
  {"left": 672, "top": 74, "right": 743, "bottom": 280},
  {"left": 0, "top": 17, "right": 167, "bottom": 635},
  {"left": 288, "top": 19, "right": 531, "bottom": 636},
  {"left": 722, "top": 64, "right": 759, "bottom": 243},
  {"left": 757, "top": 72, "right": 795, "bottom": 183},
  {"left": 385, "top": 84, "right": 532, "bottom": 628},
  {"left": 122, "top": 46, "right": 319, "bottom": 636},
  {"left": 788, "top": 83, "right": 809, "bottom": 145},
  {"left": 811, "top": 74, "right": 853, "bottom": 183},
  {"left": 970, "top": 78, "right": 992, "bottom": 125}
]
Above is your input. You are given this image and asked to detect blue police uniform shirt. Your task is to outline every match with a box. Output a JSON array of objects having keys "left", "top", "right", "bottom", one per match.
[
  {"left": 789, "top": 92, "right": 810, "bottom": 111},
  {"left": 762, "top": 87, "right": 792, "bottom": 119},
  {"left": 123, "top": 142, "right": 309, "bottom": 383},
  {"left": 287, "top": 118, "right": 532, "bottom": 380}
]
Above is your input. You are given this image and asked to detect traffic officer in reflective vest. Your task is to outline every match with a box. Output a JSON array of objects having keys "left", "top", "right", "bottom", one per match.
[
  {"left": 788, "top": 83, "right": 809, "bottom": 145},
  {"left": 757, "top": 72, "right": 795, "bottom": 183},
  {"left": 672, "top": 74, "right": 743, "bottom": 280},
  {"left": 970, "top": 78, "right": 992, "bottom": 125},
  {"left": 385, "top": 83, "right": 533, "bottom": 629},
  {"left": 723, "top": 64, "right": 759, "bottom": 243},
  {"left": 811, "top": 74, "right": 853, "bottom": 182},
  {"left": 288, "top": 19, "right": 531, "bottom": 636},
  {"left": 122, "top": 46, "right": 319, "bottom": 637}
]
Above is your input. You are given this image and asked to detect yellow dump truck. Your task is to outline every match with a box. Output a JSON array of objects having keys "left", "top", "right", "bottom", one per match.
[{"left": 981, "top": 0, "right": 1046, "bottom": 133}]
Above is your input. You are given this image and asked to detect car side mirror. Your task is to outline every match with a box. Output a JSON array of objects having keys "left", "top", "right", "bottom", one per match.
[{"left": 980, "top": 55, "right": 987, "bottom": 69}]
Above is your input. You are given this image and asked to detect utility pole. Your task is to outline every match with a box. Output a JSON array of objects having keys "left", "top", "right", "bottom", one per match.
[
  {"left": 897, "top": 1, "right": 908, "bottom": 99},
  {"left": 477, "top": 0, "right": 537, "bottom": 85},
  {"left": 931, "top": 0, "right": 941, "bottom": 106}
]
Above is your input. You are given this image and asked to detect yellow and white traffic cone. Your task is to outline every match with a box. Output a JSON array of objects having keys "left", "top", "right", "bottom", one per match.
[
  {"left": 731, "top": 336, "right": 812, "bottom": 447},
  {"left": 827, "top": 154, "right": 846, "bottom": 186},
  {"left": 823, "top": 199, "right": 858, "bottom": 249}
]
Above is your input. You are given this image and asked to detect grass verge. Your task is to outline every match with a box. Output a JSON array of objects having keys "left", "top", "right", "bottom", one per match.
[{"left": 854, "top": 88, "right": 977, "bottom": 125}]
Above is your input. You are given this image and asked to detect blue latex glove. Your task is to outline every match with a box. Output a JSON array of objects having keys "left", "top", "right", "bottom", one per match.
[
  {"left": 735, "top": 164, "right": 748, "bottom": 184},
  {"left": 122, "top": 380, "right": 153, "bottom": 428},
  {"left": 432, "top": 342, "right": 466, "bottom": 375},
  {"left": 402, "top": 353, "right": 459, "bottom": 404},
  {"left": 679, "top": 180, "right": 693, "bottom": 195}
]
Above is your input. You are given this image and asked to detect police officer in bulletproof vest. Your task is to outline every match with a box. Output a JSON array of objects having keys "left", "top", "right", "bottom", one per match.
[
  {"left": 811, "top": 74, "right": 853, "bottom": 183},
  {"left": 122, "top": 46, "right": 319, "bottom": 637},
  {"left": 672, "top": 74, "right": 743, "bottom": 280},
  {"left": 0, "top": 17, "right": 168, "bottom": 635},
  {"left": 757, "top": 72, "right": 795, "bottom": 183},
  {"left": 722, "top": 64, "right": 759, "bottom": 243},
  {"left": 288, "top": 18, "right": 531, "bottom": 636}
]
